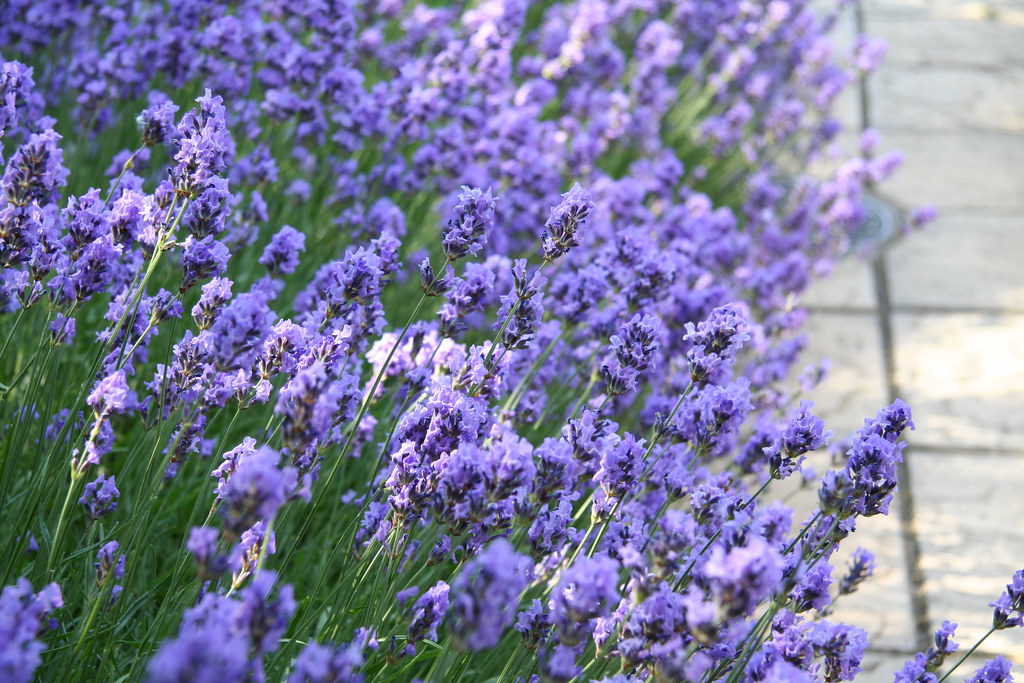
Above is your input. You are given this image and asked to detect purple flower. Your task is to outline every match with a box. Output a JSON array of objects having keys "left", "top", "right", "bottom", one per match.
[
  {"left": 0, "top": 578, "right": 63, "bottom": 683},
  {"left": 701, "top": 536, "right": 784, "bottom": 619},
  {"left": 892, "top": 620, "right": 960, "bottom": 679},
  {"left": 2, "top": 128, "right": 68, "bottom": 207},
  {"left": 407, "top": 581, "right": 449, "bottom": 646},
  {"left": 515, "top": 599, "right": 552, "bottom": 649},
  {"left": 542, "top": 183, "right": 593, "bottom": 261},
  {"left": 259, "top": 225, "right": 306, "bottom": 276},
  {"left": 766, "top": 400, "right": 832, "bottom": 480},
  {"left": 441, "top": 186, "right": 497, "bottom": 261},
  {"left": 839, "top": 548, "right": 875, "bottom": 596},
  {"left": 542, "top": 643, "right": 581, "bottom": 681},
  {"left": 966, "top": 656, "right": 1014, "bottom": 683},
  {"left": 137, "top": 99, "right": 179, "bottom": 147},
  {"left": 893, "top": 653, "right": 938, "bottom": 683},
  {"left": 820, "top": 401, "right": 913, "bottom": 519},
  {"left": 49, "top": 313, "right": 75, "bottom": 345},
  {"left": 87, "top": 369, "right": 130, "bottom": 417},
  {"left": 212, "top": 437, "right": 258, "bottom": 499},
  {"left": 862, "top": 398, "right": 915, "bottom": 443},
  {"left": 552, "top": 555, "right": 621, "bottom": 646},
  {"left": 95, "top": 541, "right": 125, "bottom": 603},
  {"left": 992, "top": 570, "right": 1024, "bottom": 630},
  {"left": 171, "top": 90, "right": 234, "bottom": 197},
  {"left": 419, "top": 257, "right": 454, "bottom": 297},
  {"left": 147, "top": 289, "right": 184, "bottom": 327},
  {"left": 496, "top": 259, "right": 546, "bottom": 351},
  {"left": 909, "top": 206, "right": 938, "bottom": 232},
  {"left": 238, "top": 571, "right": 296, "bottom": 655},
  {"left": 600, "top": 313, "right": 662, "bottom": 396},
  {"left": 206, "top": 290, "right": 274, "bottom": 372},
  {"left": 192, "top": 277, "right": 233, "bottom": 330},
  {"left": 684, "top": 304, "right": 751, "bottom": 384},
  {"left": 180, "top": 236, "right": 230, "bottom": 293},
  {"left": 218, "top": 446, "right": 298, "bottom": 538},
  {"left": 187, "top": 526, "right": 227, "bottom": 580},
  {"left": 1, "top": 61, "right": 37, "bottom": 135},
  {"left": 288, "top": 635, "right": 371, "bottom": 683},
  {"left": 851, "top": 35, "right": 888, "bottom": 73},
  {"left": 808, "top": 621, "right": 868, "bottom": 682},
  {"left": 449, "top": 540, "right": 532, "bottom": 651},
  {"left": 789, "top": 562, "right": 833, "bottom": 613},
  {"left": 933, "top": 621, "right": 959, "bottom": 655},
  {"left": 183, "top": 177, "right": 233, "bottom": 239},
  {"left": 147, "top": 571, "right": 294, "bottom": 682},
  {"left": 276, "top": 362, "right": 361, "bottom": 474},
  {"left": 595, "top": 433, "right": 645, "bottom": 501},
  {"left": 438, "top": 262, "right": 495, "bottom": 337},
  {"left": 529, "top": 497, "right": 581, "bottom": 556},
  {"left": 79, "top": 474, "right": 119, "bottom": 521}
]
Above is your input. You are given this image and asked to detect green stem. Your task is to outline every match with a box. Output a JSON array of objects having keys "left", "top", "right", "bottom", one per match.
[
  {"left": 71, "top": 570, "right": 117, "bottom": 656},
  {"left": 45, "top": 466, "right": 82, "bottom": 573},
  {"left": 937, "top": 626, "right": 998, "bottom": 682},
  {"left": 0, "top": 307, "right": 27, "bottom": 368}
]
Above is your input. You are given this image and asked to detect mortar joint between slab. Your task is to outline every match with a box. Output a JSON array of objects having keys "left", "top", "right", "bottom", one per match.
[
  {"left": 856, "top": 0, "right": 933, "bottom": 652},
  {"left": 872, "top": 251, "right": 932, "bottom": 651}
]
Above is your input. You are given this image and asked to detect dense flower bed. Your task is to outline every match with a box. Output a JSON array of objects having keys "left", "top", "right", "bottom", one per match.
[{"left": 0, "top": 1, "right": 1010, "bottom": 682}]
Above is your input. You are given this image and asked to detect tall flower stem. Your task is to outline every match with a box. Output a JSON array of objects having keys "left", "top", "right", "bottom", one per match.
[
  {"left": 937, "top": 626, "right": 998, "bottom": 683},
  {"left": 45, "top": 465, "right": 82, "bottom": 573}
]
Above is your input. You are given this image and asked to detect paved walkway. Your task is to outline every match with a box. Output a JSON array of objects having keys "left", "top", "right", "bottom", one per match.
[{"left": 801, "top": 1, "right": 1024, "bottom": 679}]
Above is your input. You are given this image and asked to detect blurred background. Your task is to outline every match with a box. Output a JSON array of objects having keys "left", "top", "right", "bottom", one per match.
[{"left": 801, "top": 0, "right": 1024, "bottom": 679}]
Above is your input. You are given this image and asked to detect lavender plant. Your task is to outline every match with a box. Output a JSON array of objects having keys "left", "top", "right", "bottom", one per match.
[{"left": 0, "top": 1, "right": 990, "bottom": 682}]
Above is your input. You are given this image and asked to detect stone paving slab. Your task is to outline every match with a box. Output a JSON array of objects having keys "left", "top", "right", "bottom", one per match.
[
  {"left": 891, "top": 312, "right": 1024, "bottom": 451},
  {"left": 861, "top": 0, "right": 1024, "bottom": 23},
  {"left": 909, "top": 450, "right": 1024, "bottom": 660},
  {"left": 870, "top": 131, "right": 1024, "bottom": 212},
  {"left": 886, "top": 213, "right": 1024, "bottom": 311},
  {"left": 857, "top": 650, "right": 916, "bottom": 683},
  {"left": 871, "top": 67, "right": 1024, "bottom": 132},
  {"left": 865, "top": 16, "right": 1024, "bottom": 68},
  {"left": 802, "top": 256, "right": 878, "bottom": 312}
]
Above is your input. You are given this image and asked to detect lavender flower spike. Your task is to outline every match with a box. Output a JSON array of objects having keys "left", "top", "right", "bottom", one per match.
[
  {"left": 449, "top": 540, "right": 532, "bottom": 651},
  {"left": 79, "top": 474, "right": 120, "bottom": 521},
  {"left": 219, "top": 446, "right": 298, "bottom": 538},
  {"left": 86, "top": 369, "right": 131, "bottom": 417},
  {"left": 601, "top": 313, "right": 662, "bottom": 396},
  {"left": 966, "top": 656, "right": 1013, "bottom": 683},
  {"left": 442, "top": 186, "right": 497, "bottom": 262},
  {"left": 0, "top": 579, "right": 64, "bottom": 683},
  {"left": 542, "top": 183, "right": 593, "bottom": 262},
  {"left": 684, "top": 304, "right": 751, "bottom": 384},
  {"left": 407, "top": 581, "right": 450, "bottom": 647},
  {"left": 991, "top": 569, "right": 1024, "bottom": 630},
  {"left": 260, "top": 225, "right": 306, "bottom": 276},
  {"left": 136, "top": 98, "right": 179, "bottom": 148}
]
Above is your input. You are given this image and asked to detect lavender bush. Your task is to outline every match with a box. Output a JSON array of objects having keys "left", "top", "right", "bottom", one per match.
[{"left": 0, "top": 1, "right": 1006, "bottom": 682}]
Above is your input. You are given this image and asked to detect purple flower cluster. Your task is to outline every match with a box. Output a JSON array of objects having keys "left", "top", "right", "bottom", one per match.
[
  {"left": 442, "top": 186, "right": 497, "bottom": 262},
  {"left": 449, "top": 540, "right": 532, "bottom": 651},
  {"left": 148, "top": 571, "right": 294, "bottom": 683},
  {"left": 0, "top": 579, "right": 63, "bottom": 683},
  {"left": 79, "top": 474, "right": 119, "bottom": 521},
  {"left": 0, "top": 2, "right": 967, "bottom": 682}
]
